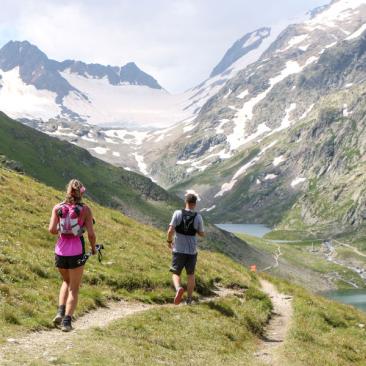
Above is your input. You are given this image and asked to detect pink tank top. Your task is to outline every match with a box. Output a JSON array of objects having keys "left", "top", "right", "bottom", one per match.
[{"left": 55, "top": 203, "right": 85, "bottom": 256}]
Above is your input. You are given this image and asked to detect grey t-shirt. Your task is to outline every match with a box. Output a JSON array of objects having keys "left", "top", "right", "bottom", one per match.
[{"left": 169, "top": 209, "right": 204, "bottom": 255}]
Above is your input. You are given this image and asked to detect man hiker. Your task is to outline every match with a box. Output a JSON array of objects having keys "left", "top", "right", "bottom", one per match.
[{"left": 167, "top": 191, "right": 205, "bottom": 305}]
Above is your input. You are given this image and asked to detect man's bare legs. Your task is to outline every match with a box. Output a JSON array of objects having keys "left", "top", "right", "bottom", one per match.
[
  {"left": 187, "top": 274, "right": 195, "bottom": 298},
  {"left": 172, "top": 273, "right": 181, "bottom": 290},
  {"left": 172, "top": 273, "right": 184, "bottom": 305}
]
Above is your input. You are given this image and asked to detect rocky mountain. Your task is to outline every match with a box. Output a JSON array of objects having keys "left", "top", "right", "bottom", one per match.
[
  {"left": 167, "top": 0, "right": 366, "bottom": 234},
  {"left": 0, "top": 40, "right": 189, "bottom": 127}
]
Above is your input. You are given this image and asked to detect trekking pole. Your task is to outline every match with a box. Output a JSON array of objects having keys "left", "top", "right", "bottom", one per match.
[{"left": 77, "top": 244, "right": 104, "bottom": 266}]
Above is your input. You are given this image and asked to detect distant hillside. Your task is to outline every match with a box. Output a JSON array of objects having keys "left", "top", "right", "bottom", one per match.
[{"left": 0, "top": 111, "right": 178, "bottom": 227}]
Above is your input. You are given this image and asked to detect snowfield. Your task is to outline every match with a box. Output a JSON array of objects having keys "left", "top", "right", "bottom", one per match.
[
  {"left": 0, "top": 67, "right": 61, "bottom": 121},
  {"left": 61, "top": 70, "right": 189, "bottom": 128}
]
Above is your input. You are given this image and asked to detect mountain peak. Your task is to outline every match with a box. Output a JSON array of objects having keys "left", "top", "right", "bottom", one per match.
[
  {"left": 0, "top": 40, "right": 48, "bottom": 70},
  {"left": 119, "top": 61, "right": 161, "bottom": 89},
  {"left": 210, "top": 27, "right": 271, "bottom": 77}
]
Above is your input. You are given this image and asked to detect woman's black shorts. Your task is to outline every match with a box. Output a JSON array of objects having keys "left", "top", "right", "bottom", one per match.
[{"left": 55, "top": 254, "right": 85, "bottom": 269}]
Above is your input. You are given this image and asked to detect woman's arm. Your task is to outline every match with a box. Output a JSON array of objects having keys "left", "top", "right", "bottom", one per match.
[
  {"left": 84, "top": 206, "right": 97, "bottom": 254},
  {"left": 48, "top": 206, "right": 59, "bottom": 235}
]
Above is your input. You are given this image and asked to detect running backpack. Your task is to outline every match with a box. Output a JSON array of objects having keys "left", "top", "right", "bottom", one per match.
[
  {"left": 56, "top": 203, "right": 84, "bottom": 236},
  {"left": 175, "top": 209, "right": 197, "bottom": 236}
]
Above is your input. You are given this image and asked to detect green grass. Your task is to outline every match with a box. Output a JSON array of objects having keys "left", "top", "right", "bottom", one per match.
[
  {"left": 262, "top": 274, "right": 366, "bottom": 366},
  {"left": 0, "top": 165, "right": 256, "bottom": 342}
]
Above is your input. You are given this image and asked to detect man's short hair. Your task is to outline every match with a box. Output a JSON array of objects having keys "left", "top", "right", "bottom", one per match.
[{"left": 185, "top": 193, "right": 197, "bottom": 204}]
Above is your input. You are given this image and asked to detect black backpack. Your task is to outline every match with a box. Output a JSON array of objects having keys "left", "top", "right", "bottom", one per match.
[{"left": 175, "top": 209, "right": 197, "bottom": 236}]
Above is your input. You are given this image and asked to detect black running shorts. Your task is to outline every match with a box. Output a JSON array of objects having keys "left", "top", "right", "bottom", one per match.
[
  {"left": 170, "top": 252, "right": 197, "bottom": 275},
  {"left": 55, "top": 254, "right": 85, "bottom": 269}
]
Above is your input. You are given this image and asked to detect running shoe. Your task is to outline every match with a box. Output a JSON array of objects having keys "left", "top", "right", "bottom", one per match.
[{"left": 174, "top": 287, "right": 184, "bottom": 305}]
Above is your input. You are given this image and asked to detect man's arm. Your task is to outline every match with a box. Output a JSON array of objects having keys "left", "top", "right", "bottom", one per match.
[
  {"left": 167, "top": 225, "right": 175, "bottom": 249},
  {"left": 197, "top": 214, "right": 205, "bottom": 237}
]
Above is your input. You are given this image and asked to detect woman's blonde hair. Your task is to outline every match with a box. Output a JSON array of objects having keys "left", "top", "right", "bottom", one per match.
[{"left": 65, "top": 179, "right": 84, "bottom": 204}]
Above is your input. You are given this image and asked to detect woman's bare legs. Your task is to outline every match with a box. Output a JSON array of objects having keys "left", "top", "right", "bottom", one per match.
[
  {"left": 65, "top": 266, "right": 84, "bottom": 317},
  {"left": 58, "top": 268, "right": 70, "bottom": 306}
]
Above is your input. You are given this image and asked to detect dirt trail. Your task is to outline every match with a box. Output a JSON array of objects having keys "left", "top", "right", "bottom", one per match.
[
  {"left": 0, "top": 287, "right": 240, "bottom": 365},
  {"left": 254, "top": 279, "right": 293, "bottom": 365}
]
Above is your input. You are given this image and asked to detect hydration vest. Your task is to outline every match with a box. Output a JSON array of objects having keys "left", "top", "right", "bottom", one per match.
[
  {"left": 56, "top": 203, "right": 84, "bottom": 236},
  {"left": 175, "top": 209, "right": 197, "bottom": 236}
]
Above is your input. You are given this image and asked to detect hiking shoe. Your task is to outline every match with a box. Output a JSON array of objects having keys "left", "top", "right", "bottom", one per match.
[
  {"left": 185, "top": 297, "right": 193, "bottom": 305},
  {"left": 61, "top": 316, "right": 72, "bottom": 332},
  {"left": 174, "top": 287, "right": 184, "bottom": 305},
  {"left": 53, "top": 313, "right": 64, "bottom": 327},
  {"left": 53, "top": 305, "right": 65, "bottom": 327}
]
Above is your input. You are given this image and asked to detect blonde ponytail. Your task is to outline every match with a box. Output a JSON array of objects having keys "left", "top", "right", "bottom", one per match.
[{"left": 65, "top": 179, "right": 84, "bottom": 204}]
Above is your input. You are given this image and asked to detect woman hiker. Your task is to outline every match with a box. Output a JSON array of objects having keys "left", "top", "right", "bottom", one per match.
[{"left": 48, "top": 179, "right": 96, "bottom": 331}]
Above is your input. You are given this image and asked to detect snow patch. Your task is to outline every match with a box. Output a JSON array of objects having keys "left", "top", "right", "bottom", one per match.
[
  {"left": 291, "top": 177, "right": 307, "bottom": 187},
  {"left": 343, "top": 104, "right": 352, "bottom": 117},
  {"left": 202, "top": 205, "right": 216, "bottom": 212},
  {"left": 183, "top": 123, "right": 197, "bottom": 133},
  {"left": 81, "top": 134, "right": 98, "bottom": 143},
  {"left": 90, "top": 147, "right": 109, "bottom": 155},
  {"left": 236, "top": 90, "right": 249, "bottom": 99},
  {"left": 223, "top": 89, "right": 232, "bottom": 99},
  {"left": 284, "top": 34, "right": 308, "bottom": 51},
  {"left": 133, "top": 152, "right": 149, "bottom": 176},
  {"left": 275, "top": 103, "right": 297, "bottom": 131},
  {"left": 346, "top": 22, "right": 366, "bottom": 40},
  {"left": 300, "top": 104, "right": 314, "bottom": 120},
  {"left": 112, "top": 151, "right": 120, "bottom": 157},
  {"left": 299, "top": 44, "right": 310, "bottom": 52},
  {"left": 273, "top": 155, "right": 286, "bottom": 167},
  {"left": 104, "top": 137, "right": 118, "bottom": 144},
  {"left": 215, "top": 119, "right": 230, "bottom": 134},
  {"left": 264, "top": 174, "right": 277, "bottom": 180}
]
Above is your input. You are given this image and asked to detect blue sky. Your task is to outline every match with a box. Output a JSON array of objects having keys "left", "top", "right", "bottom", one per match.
[{"left": 0, "top": 0, "right": 327, "bottom": 92}]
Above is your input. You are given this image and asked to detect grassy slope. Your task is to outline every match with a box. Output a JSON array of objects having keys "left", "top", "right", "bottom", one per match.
[
  {"left": 0, "top": 112, "right": 179, "bottom": 227},
  {"left": 0, "top": 166, "right": 263, "bottom": 339}
]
